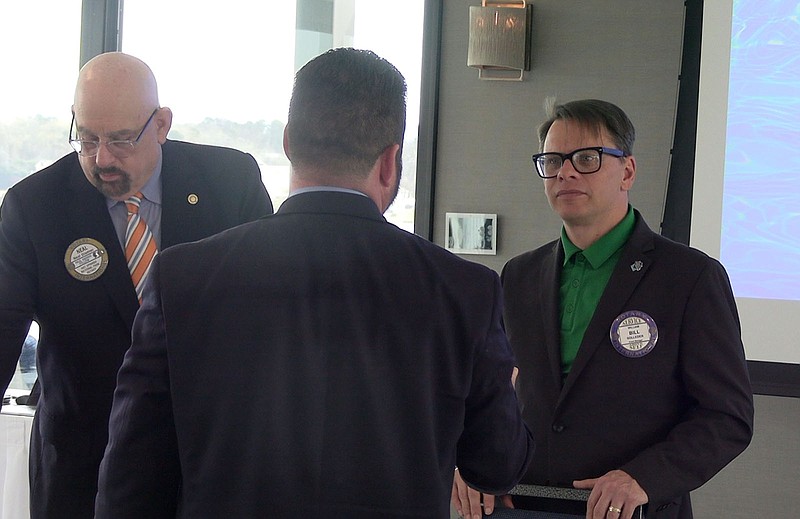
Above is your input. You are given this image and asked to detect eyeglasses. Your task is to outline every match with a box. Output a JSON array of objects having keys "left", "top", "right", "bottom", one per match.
[
  {"left": 69, "top": 108, "right": 159, "bottom": 158},
  {"left": 532, "top": 146, "right": 626, "bottom": 179}
]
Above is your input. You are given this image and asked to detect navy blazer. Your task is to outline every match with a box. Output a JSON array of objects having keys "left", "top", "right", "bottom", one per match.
[
  {"left": 501, "top": 211, "right": 754, "bottom": 519},
  {"left": 0, "top": 140, "right": 273, "bottom": 518},
  {"left": 95, "top": 191, "right": 533, "bottom": 519}
]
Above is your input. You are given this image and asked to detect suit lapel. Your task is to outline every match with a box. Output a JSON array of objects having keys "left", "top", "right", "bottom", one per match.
[
  {"left": 160, "top": 142, "right": 186, "bottom": 249},
  {"left": 66, "top": 162, "right": 139, "bottom": 329},
  {"left": 540, "top": 241, "right": 566, "bottom": 389},
  {"left": 558, "top": 216, "right": 655, "bottom": 403}
]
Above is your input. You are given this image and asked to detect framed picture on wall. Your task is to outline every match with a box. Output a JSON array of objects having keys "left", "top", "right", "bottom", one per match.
[{"left": 445, "top": 212, "right": 497, "bottom": 255}]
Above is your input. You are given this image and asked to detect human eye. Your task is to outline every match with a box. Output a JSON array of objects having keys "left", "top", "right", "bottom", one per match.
[
  {"left": 79, "top": 140, "right": 100, "bottom": 153},
  {"left": 574, "top": 150, "right": 599, "bottom": 165},
  {"left": 539, "top": 154, "right": 561, "bottom": 167},
  {"left": 107, "top": 140, "right": 135, "bottom": 153}
]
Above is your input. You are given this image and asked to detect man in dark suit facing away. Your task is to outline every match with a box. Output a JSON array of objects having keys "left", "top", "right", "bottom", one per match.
[
  {"left": 95, "top": 47, "right": 533, "bottom": 519},
  {"left": 0, "top": 52, "right": 273, "bottom": 518}
]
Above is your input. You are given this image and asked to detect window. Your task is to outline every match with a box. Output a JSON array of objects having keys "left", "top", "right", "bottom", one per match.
[
  {"left": 121, "top": 0, "right": 424, "bottom": 231},
  {"left": 0, "top": 2, "right": 81, "bottom": 203},
  {"left": 0, "top": 1, "right": 82, "bottom": 391},
  {"left": 0, "top": 1, "right": 426, "bottom": 394}
]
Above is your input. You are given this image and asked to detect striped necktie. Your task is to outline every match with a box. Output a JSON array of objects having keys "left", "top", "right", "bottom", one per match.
[{"left": 124, "top": 192, "right": 158, "bottom": 303}]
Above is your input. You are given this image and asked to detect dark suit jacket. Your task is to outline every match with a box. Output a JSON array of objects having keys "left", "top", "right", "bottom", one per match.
[
  {"left": 501, "top": 211, "right": 754, "bottom": 519},
  {"left": 94, "top": 191, "right": 533, "bottom": 519},
  {"left": 0, "top": 140, "right": 273, "bottom": 518}
]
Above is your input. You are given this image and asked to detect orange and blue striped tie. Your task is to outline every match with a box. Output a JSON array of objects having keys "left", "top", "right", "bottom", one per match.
[{"left": 124, "top": 192, "right": 158, "bottom": 303}]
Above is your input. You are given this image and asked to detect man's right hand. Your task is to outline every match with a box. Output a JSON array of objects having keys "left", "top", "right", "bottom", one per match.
[{"left": 451, "top": 468, "right": 513, "bottom": 518}]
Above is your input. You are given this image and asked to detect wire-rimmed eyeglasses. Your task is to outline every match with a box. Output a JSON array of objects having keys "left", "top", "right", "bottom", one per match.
[
  {"left": 69, "top": 108, "right": 159, "bottom": 158},
  {"left": 532, "top": 146, "right": 626, "bottom": 179}
]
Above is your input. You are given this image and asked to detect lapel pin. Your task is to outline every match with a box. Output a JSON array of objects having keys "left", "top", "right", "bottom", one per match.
[
  {"left": 187, "top": 193, "right": 199, "bottom": 205},
  {"left": 630, "top": 260, "right": 643, "bottom": 272}
]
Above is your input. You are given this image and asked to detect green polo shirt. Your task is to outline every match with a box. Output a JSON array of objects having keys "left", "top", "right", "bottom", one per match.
[{"left": 559, "top": 206, "right": 635, "bottom": 374}]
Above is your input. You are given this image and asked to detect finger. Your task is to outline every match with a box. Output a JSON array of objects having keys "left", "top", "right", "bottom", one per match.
[
  {"left": 511, "top": 367, "right": 519, "bottom": 387},
  {"left": 583, "top": 484, "right": 600, "bottom": 516},
  {"left": 483, "top": 493, "right": 496, "bottom": 515},
  {"left": 620, "top": 504, "right": 635, "bottom": 519},
  {"left": 453, "top": 470, "right": 472, "bottom": 518},
  {"left": 450, "top": 475, "right": 464, "bottom": 517},
  {"left": 589, "top": 499, "right": 613, "bottom": 519},
  {"left": 500, "top": 494, "right": 515, "bottom": 509},
  {"left": 466, "top": 486, "right": 483, "bottom": 519},
  {"left": 586, "top": 487, "right": 608, "bottom": 519}
]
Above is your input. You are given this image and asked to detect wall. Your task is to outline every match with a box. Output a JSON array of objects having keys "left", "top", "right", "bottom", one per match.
[
  {"left": 431, "top": 0, "right": 684, "bottom": 272},
  {"left": 691, "top": 394, "right": 800, "bottom": 517},
  {"left": 432, "top": 1, "right": 799, "bottom": 517}
]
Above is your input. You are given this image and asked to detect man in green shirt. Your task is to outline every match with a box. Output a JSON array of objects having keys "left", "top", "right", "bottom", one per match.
[{"left": 452, "top": 99, "right": 754, "bottom": 519}]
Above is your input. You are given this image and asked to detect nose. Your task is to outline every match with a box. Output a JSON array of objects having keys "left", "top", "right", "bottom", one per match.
[
  {"left": 94, "top": 142, "right": 117, "bottom": 168},
  {"left": 557, "top": 157, "right": 580, "bottom": 179}
]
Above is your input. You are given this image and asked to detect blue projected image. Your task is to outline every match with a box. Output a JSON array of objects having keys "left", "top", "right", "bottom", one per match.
[{"left": 721, "top": 0, "right": 800, "bottom": 301}]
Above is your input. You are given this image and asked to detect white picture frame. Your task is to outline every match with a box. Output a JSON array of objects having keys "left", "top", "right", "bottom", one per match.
[{"left": 445, "top": 212, "right": 497, "bottom": 255}]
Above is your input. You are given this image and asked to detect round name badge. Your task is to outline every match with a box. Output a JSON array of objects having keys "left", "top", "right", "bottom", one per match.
[
  {"left": 64, "top": 238, "right": 109, "bottom": 282},
  {"left": 609, "top": 310, "right": 658, "bottom": 358}
]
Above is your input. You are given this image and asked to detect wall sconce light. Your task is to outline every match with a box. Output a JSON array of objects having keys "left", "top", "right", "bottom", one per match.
[{"left": 467, "top": 0, "right": 533, "bottom": 81}]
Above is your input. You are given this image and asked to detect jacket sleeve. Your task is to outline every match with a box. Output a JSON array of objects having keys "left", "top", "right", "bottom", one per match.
[
  {"left": 621, "top": 259, "right": 754, "bottom": 503},
  {"left": 456, "top": 272, "right": 534, "bottom": 495},
  {"left": 0, "top": 189, "right": 37, "bottom": 398},
  {"left": 95, "top": 258, "right": 180, "bottom": 519}
]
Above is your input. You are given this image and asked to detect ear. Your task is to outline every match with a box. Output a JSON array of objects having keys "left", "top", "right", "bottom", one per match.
[
  {"left": 155, "top": 107, "right": 173, "bottom": 144},
  {"left": 375, "top": 144, "right": 400, "bottom": 212},
  {"left": 621, "top": 155, "right": 636, "bottom": 192},
  {"left": 282, "top": 127, "right": 291, "bottom": 160},
  {"left": 378, "top": 144, "right": 399, "bottom": 189}
]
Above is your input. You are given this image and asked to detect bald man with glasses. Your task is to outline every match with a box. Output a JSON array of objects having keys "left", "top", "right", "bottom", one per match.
[{"left": 0, "top": 52, "right": 273, "bottom": 518}]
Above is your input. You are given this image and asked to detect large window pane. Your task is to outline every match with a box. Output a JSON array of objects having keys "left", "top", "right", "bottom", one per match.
[
  {"left": 122, "top": 0, "right": 423, "bottom": 231},
  {"left": 0, "top": 2, "right": 81, "bottom": 200},
  {"left": 0, "top": 1, "right": 81, "bottom": 391}
]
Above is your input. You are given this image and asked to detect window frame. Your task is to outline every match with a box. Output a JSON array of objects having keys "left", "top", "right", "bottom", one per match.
[{"left": 79, "top": 0, "right": 440, "bottom": 239}]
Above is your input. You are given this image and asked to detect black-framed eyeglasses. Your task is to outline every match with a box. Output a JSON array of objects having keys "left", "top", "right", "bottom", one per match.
[
  {"left": 531, "top": 146, "right": 626, "bottom": 179},
  {"left": 69, "top": 108, "right": 159, "bottom": 158}
]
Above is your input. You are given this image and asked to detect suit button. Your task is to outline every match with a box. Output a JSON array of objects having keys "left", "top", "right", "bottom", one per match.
[{"left": 552, "top": 424, "right": 564, "bottom": 433}]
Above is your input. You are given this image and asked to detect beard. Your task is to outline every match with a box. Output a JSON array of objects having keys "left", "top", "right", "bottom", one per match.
[{"left": 91, "top": 166, "right": 132, "bottom": 199}]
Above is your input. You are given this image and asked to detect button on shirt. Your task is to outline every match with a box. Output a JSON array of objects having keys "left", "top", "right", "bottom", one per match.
[{"left": 559, "top": 206, "right": 635, "bottom": 374}]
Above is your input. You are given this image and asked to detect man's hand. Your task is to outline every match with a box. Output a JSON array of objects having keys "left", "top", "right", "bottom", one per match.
[
  {"left": 574, "top": 469, "right": 648, "bottom": 519},
  {"left": 451, "top": 468, "right": 513, "bottom": 518}
]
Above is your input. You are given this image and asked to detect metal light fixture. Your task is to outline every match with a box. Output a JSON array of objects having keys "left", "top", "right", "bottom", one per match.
[{"left": 467, "top": 0, "right": 532, "bottom": 81}]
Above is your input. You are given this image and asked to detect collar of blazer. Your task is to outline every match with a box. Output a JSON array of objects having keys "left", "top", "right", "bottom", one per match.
[{"left": 278, "top": 190, "right": 386, "bottom": 222}]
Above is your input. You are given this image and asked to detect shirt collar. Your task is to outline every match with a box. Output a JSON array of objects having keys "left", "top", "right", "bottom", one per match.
[
  {"left": 289, "top": 186, "right": 369, "bottom": 198},
  {"left": 561, "top": 205, "right": 635, "bottom": 268}
]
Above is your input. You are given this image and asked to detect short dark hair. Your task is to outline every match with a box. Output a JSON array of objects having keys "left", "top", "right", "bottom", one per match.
[
  {"left": 537, "top": 99, "right": 635, "bottom": 156},
  {"left": 286, "top": 48, "right": 407, "bottom": 176}
]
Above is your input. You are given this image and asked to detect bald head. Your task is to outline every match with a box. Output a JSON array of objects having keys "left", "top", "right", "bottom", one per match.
[
  {"left": 71, "top": 52, "right": 173, "bottom": 201},
  {"left": 73, "top": 52, "right": 159, "bottom": 122}
]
